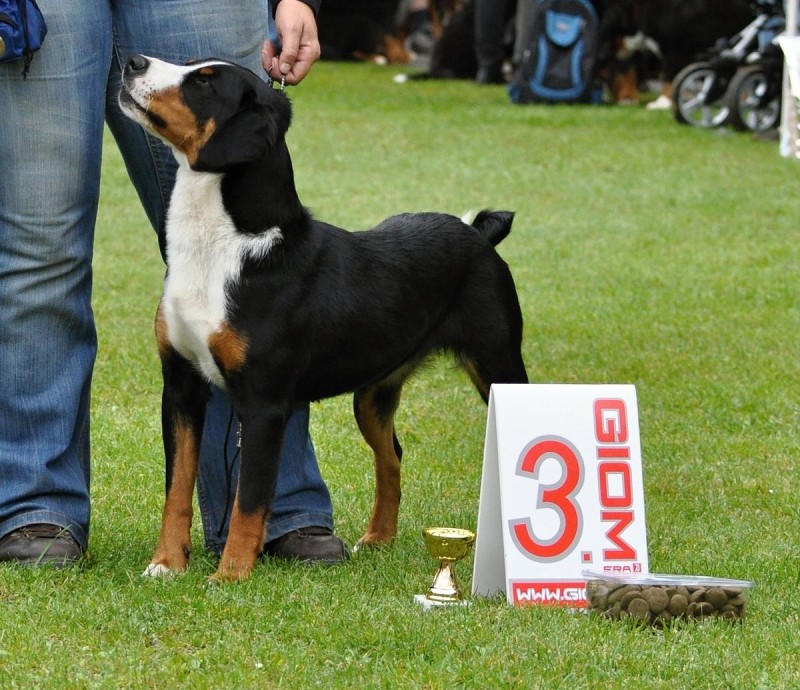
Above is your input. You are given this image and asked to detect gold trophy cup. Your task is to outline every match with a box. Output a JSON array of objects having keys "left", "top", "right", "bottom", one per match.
[{"left": 415, "top": 527, "right": 476, "bottom": 608}]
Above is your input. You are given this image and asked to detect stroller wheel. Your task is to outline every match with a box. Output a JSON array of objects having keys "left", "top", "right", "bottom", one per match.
[
  {"left": 671, "top": 62, "right": 731, "bottom": 128},
  {"left": 727, "top": 65, "right": 781, "bottom": 132}
]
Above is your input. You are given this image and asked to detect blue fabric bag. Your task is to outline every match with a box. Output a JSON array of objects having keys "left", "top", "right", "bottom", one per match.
[
  {"left": 509, "top": 0, "right": 598, "bottom": 104},
  {"left": 0, "top": 0, "right": 47, "bottom": 77}
]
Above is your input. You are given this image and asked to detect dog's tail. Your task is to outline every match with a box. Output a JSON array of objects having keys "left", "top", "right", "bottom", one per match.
[{"left": 469, "top": 209, "right": 515, "bottom": 247}]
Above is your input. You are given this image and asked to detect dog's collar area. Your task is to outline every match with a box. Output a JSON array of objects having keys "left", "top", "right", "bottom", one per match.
[{"left": 266, "top": 74, "right": 286, "bottom": 92}]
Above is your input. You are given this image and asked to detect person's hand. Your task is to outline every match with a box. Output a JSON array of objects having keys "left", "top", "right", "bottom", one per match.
[{"left": 262, "top": 0, "right": 321, "bottom": 85}]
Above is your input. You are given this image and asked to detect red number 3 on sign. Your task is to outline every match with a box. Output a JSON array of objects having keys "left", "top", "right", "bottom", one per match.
[
  {"left": 509, "top": 398, "right": 638, "bottom": 564},
  {"left": 509, "top": 436, "right": 585, "bottom": 561}
]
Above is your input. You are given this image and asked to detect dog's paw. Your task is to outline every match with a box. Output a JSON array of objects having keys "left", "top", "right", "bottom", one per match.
[
  {"left": 208, "top": 567, "right": 252, "bottom": 584},
  {"left": 142, "top": 562, "right": 176, "bottom": 578},
  {"left": 354, "top": 533, "right": 395, "bottom": 551},
  {"left": 646, "top": 94, "right": 672, "bottom": 111},
  {"left": 351, "top": 540, "right": 383, "bottom": 555}
]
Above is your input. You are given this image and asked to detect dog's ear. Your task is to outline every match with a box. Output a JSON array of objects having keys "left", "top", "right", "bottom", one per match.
[{"left": 194, "top": 75, "right": 292, "bottom": 172}]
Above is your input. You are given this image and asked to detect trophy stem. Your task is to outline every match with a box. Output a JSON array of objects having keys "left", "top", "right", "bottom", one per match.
[{"left": 427, "top": 561, "right": 461, "bottom": 602}]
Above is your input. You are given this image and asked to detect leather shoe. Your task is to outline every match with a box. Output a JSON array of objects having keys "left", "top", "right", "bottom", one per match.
[
  {"left": 475, "top": 60, "right": 506, "bottom": 85},
  {"left": 264, "top": 526, "right": 349, "bottom": 565},
  {"left": 0, "top": 524, "right": 82, "bottom": 567}
]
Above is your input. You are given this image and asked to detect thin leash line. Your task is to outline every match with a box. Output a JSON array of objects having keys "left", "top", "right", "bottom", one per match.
[{"left": 216, "top": 404, "right": 241, "bottom": 540}]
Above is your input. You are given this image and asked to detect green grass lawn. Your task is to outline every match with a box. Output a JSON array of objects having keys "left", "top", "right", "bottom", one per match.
[{"left": 1, "top": 62, "right": 798, "bottom": 688}]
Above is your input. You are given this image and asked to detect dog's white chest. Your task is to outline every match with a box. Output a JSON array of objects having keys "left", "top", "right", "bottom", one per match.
[{"left": 161, "top": 167, "right": 281, "bottom": 388}]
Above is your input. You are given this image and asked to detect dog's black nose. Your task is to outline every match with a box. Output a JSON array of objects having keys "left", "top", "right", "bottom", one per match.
[{"left": 126, "top": 54, "right": 150, "bottom": 73}]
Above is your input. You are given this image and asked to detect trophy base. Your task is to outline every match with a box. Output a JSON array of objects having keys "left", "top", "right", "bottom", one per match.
[{"left": 414, "top": 594, "right": 471, "bottom": 611}]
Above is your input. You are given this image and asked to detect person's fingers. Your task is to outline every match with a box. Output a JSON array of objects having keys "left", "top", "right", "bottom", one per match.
[
  {"left": 261, "top": 40, "right": 278, "bottom": 76},
  {"left": 282, "top": 48, "right": 316, "bottom": 84},
  {"left": 273, "top": 0, "right": 320, "bottom": 84}
]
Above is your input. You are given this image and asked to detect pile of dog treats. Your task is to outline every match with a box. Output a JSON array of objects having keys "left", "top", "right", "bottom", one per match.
[{"left": 586, "top": 579, "right": 747, "bottom": 626}]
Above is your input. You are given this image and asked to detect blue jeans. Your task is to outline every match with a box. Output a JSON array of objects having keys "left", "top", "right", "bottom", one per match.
[{"left": 0, "top": 0, "right": 334, "bottom": 553}]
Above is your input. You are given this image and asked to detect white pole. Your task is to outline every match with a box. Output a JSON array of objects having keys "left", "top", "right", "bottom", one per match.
[{"left": 780, "top": 0, "right": 799, "bottom": 157}]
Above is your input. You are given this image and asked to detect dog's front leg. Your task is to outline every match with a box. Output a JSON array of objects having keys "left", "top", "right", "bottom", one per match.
[
  {"left": 145, "top": 347, "right": 209, "bottom": 577},
  {"left": 211, "top": 404, "right": 287, "bottom": 582}
]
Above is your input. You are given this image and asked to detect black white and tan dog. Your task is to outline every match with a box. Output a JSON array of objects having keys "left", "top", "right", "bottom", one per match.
[
  {"left": 118, "top": 55, "right": 528, "bottom": 582},
  {"left": 598, "top": 0, "right": 754, "bottom": 107}
]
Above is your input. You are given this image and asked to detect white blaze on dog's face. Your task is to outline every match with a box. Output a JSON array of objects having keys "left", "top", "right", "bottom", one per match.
[{"left": 118, "top": 55, "right": 291, "bottom": 171}]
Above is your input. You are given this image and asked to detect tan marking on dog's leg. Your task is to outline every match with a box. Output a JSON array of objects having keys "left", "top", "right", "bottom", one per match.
[
  {"left": 612, "top": 66, "right": 640, "bottom": 104},
  {"left": 211, "top": 498, "right": 267, "bottom": 582},
  {"left": 383, "top": 36, "right": 412, "bottom": 64},
  {"left": 460, "top": 356, "right": 491, "bottom": 402},
  {"left": 146, "top": 421, "right": 198, "bottom": 575},
  {"left": 355, "top": 387, "right": 402, "bottom": 547},
  {"left": 208, "top": 323, "right": 249, "bottom": 375},
  {"left": 154, "top": 304, "right": 171, "bottom": 358}
]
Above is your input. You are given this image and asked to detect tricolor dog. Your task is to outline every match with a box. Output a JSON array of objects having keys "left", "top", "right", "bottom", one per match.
[{"left": 118, "top": 55, "right": 528, "bottom": 582}]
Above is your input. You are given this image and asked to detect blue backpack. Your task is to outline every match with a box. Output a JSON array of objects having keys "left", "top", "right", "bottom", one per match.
[
  {"left": 509, "top": 0, "right": 598, "bottom": 104},
  {"left": 0, "top": 0, "right": 47, "bottom": 77}
]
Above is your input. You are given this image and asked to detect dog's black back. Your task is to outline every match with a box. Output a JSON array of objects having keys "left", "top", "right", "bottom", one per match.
[{"left": 231, "top": 209, "right": 524, "bottom": 403}]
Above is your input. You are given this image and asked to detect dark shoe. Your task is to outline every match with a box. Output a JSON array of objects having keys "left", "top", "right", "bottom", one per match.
[
  {"left": 475, "top": 60, "right": 505, "bottom": 85},
  {"left": 264, "top": 526, "right": 350, "bottom": 565},
  {"left": 0, "top": 524, "right": 82, "bottom": 567}
]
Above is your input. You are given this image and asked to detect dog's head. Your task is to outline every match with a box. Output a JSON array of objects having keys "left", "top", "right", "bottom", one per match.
[{"left": 118, "top": 55, "right": 291, "bottom": 172}]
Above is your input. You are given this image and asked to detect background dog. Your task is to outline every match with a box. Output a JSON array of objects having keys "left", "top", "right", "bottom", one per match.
[
  {"left": 119, "top": 55, "right": 529, "bottom": 582},
  {"left": 599, "top": 0, "right": 754, "bottom": 106},
  {"left": 318, "top": 0, "right": 411, "bottom": 64}
]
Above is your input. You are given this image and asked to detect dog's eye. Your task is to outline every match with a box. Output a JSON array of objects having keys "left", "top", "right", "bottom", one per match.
[{"left": 190, "top": 69, "right": 216, "bottom": 88}]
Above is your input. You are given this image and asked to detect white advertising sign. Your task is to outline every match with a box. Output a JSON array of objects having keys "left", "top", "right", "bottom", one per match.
[{"left": 472, "top": 384, "right": 649, "bottom": 607}]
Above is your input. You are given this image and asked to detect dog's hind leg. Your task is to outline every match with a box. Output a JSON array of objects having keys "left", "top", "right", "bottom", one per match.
[
  {"left": 454, "top": 276, "right": 529, "bottom": 401},
  {"left": 458, "top": 341, "right": 529, "bottom": 403},
  {"left": 353, "top": 381, "right": 404, "bottom": 548}
]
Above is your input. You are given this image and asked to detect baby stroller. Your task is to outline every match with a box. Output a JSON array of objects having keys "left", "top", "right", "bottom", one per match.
[
  {"left": 725, "top": 12, "right": 786, "bottom": 131},
  {"left": 672, "top": 0, "right": 784, "bottom": 129}
]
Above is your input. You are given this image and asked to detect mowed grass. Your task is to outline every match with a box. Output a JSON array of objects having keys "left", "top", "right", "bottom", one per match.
[{"left": 1, "top": 62, "right": 798, "bottom": 688}]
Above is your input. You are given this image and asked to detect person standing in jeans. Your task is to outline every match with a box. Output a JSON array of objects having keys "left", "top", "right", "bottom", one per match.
[{"left": 0, "top": 0, "right": 348, "bottom": 568}]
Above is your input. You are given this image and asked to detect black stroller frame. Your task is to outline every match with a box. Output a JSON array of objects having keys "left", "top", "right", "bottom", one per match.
[{"left": 671, "top": 0, "right": 785, "bottom": 130}]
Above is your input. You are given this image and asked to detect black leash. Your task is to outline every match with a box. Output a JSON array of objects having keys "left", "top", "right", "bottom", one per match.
[{"left": 216, "top": 405, "right": 241, "bottom": 540}]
